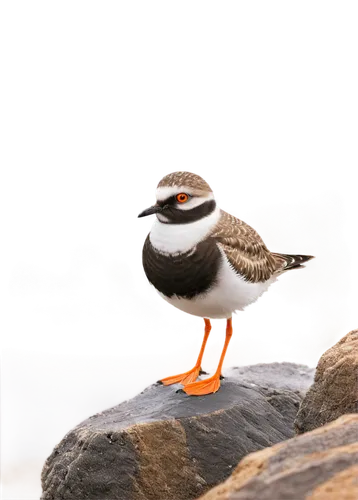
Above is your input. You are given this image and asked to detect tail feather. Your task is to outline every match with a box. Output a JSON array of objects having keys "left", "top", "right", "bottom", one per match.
[{"left": 272, "top": 253, "right": 315, "bottom": 272}]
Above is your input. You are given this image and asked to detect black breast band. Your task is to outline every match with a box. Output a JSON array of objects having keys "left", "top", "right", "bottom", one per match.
[{"left": 142, "top": 236, "right": 222, "bottom": 299}]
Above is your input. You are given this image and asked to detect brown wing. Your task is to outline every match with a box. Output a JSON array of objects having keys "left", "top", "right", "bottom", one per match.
[{"left": 210, "top": 210, "right": 279, "bottom": 283}]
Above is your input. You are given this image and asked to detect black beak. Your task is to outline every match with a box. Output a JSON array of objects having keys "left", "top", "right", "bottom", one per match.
[{"left": 138, "top": 205, "right": 162, "bottom": 218}]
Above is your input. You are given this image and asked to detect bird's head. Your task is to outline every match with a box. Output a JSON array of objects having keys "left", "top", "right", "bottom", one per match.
[{"left": 137, "top": 169, "right": 217, "bottom": 224}]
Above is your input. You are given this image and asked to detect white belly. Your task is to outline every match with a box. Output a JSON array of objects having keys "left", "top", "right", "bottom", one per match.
[{"left": 160, "top": 254, "right": 276, "bottom": 319}]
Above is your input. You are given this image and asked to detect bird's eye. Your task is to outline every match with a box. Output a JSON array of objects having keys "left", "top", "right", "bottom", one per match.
[{"left": 176, "top": 193, "right": 189, "bottom": 203}]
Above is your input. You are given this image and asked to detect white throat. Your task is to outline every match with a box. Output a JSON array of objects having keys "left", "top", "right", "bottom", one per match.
[{"left": 149, "top": 205, "right": 221, "bottom": 255}]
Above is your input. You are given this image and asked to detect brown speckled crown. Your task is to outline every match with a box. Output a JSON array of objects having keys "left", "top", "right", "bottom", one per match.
[{"left": 157, "top": 171, "right": 212, "bottom": 192}]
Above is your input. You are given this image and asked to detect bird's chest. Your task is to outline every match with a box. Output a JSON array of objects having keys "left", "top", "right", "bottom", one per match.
[{"left": 142, "top": 235, "right": 222, "bottom": 299}]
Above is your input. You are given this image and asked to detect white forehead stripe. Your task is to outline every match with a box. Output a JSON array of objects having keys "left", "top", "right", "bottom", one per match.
[
  {"left": 156, "top": 185, "right": 190, "bottom": 201},
  {"left": 154, "top": 186, "right": 188, "bottom": 200}
]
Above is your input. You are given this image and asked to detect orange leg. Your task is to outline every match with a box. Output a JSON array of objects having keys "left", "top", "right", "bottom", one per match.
[
  {"left": 183, "top": 318, "right": 233, "bottom": 396},
  {"left": 160, "top": 319, "right": 211, "bottom": 386}
]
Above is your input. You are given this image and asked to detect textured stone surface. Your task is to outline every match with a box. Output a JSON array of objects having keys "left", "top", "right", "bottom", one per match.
[
  {"left": 306, "top": 464, "right": 358, "bottom": 500},
  {"left": 199, "top": 414, "right": 358, "bottom": 500},
  {"left": 41, "top": 363, "right": 313, "bottom": 500},
  {"left": 295, "top": 329, "right": 358, "bottom": 434}
]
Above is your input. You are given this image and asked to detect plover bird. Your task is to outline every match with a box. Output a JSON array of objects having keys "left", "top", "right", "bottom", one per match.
[{"left": 139, "top": 171, "right": 313, "bottom": 396}]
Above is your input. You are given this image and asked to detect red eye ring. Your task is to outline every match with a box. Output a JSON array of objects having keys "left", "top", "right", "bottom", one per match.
[{"left": 176, "top": 193, "right": 189, "bottom": 203}]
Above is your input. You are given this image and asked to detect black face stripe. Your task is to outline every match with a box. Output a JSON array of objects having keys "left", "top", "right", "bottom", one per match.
[
  {"left": 157, "top": 199, "right": 216, "bottom": 224},
  {"left": 156, "top": 195, "right": 178, "bottom": 208},
  {"left": 142, "top": 235, "right": 222, "bottom": 298}
]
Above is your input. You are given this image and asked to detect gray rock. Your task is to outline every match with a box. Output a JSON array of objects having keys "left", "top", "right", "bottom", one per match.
[
  {"left": 295, "top": 330, "right": 358, "bottom": 434},
  {"left": 41, "top": 363, "right": 313, "bottom": 500},
  {"left": 199, "top": 414, "right": 358, "bottom": 500}
]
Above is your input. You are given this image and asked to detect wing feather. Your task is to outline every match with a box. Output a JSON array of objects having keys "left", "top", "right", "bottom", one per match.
[{"left": 210, "top": 211, "right": 279, "bottom": 283}]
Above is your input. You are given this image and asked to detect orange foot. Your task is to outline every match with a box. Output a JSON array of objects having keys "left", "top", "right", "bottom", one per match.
[
  {"left": 183, "top": 374, "right": 221, "bottom": 396},
  {"left": 160, "top": 366, "right": 203, "bottom": 386}
]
